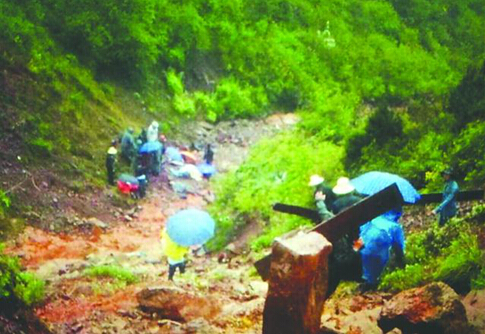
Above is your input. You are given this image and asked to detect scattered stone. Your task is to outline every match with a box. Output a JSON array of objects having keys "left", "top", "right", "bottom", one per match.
[
  {"left": 199, "top": 121, "right": 214, "bottom": 131},
  {"left": 184, "top": 318, "right": 212, "bottom": 333},
  {"left": 378, "top": 282, "right": 472, "bottom": 334},
  {"left": 137, "top": 286, "right": 221, "bottom": 322},
  {"left": 84, "top": 217, "right": 108, "bottom": 229},
  {"left": 124, "top": 215, "right": 133, "bottom": 222},
  {"left": 321, "top": 307, "right": 383, "bottom": 334}
]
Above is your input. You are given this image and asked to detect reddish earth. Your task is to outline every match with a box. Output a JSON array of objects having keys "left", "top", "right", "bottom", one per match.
[{"left": 3, "top": 116, "right": 300, "bottom": 333}]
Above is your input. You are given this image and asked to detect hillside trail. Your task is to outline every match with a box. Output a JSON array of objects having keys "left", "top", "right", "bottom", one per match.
[{"left": 5, "top": 114, "right": 300, "bottom": 334}]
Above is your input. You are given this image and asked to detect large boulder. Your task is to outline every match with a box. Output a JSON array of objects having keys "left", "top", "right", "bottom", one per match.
[
  {"left": 378, "top": 282, "right": 473, "bottom": 334},
  {"left": 462, "top": 289, "right": 485, "bottom": 333},
  {"left": 137, "top": 286, "right": 221, "bottom": 322}
]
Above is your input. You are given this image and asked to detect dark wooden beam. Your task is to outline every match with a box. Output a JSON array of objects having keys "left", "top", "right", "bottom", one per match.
[
  {"left": 408, "top": 190, "right": 484, "bottom": 205},
  {"left": 272, "top": 203, "right": 321, "bottom": 223},
  {"left": 255, "top": 184, "right": 404, "bottom": 280}
]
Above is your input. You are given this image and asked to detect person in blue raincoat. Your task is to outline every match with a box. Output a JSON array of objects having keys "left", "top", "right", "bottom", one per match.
[
  {"left": 433, "top": 168, "right": 459, "bottom": 226},
  {"left": 358, "top": 216, "right": 405, "bottom": 291}
]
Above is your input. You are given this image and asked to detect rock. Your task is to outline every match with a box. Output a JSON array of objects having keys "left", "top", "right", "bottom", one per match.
[
  {"left": 124, "top": 215, "right": 133, "bottom": 222},
  {"left": 378, "top": 282, "right": 472, "bottom": 334},
  {"left": 263, "top": 231, "right": 333, "bottom": 334},
  {"left": 84, "top": 217, "right": 108, "bottom": 229},
  {"left": 199, "top": 121, "right": 214, "bottom": 131},
  {"left": 386, "top": 328, "right": 402, "bottom": 334},
  {"left": 321, "top": 307, "right": 383, "bottom": 334},
  {"left": 462, "top": 289, "right": 485, "bottom": 332},
  {"left": 184, "top": 318, "right": 212, "bottom": 333},
  {"left": 137, "top": 286, "right": 221, "bottom": 322}
]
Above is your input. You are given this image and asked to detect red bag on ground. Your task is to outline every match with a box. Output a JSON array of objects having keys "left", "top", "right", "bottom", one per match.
[{"left": 117, "top": 181, "right": 139, "bottom": 194}]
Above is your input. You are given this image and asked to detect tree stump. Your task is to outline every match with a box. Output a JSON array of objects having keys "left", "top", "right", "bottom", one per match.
[{"left": 263, "top": 231, "right": 333, "bottom": 334}]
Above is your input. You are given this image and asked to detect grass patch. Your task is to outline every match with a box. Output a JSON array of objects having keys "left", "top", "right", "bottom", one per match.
[{"left": 84, "top": 265, "right": 137, "bottom": 284}]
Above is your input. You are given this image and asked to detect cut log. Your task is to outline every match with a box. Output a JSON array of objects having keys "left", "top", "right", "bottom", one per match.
[
  {"left": 263, "top": 231, "right": 333, "bottom": 334},
  {"left": 256, "top": 184, "right": 404, "bottom": 280}
]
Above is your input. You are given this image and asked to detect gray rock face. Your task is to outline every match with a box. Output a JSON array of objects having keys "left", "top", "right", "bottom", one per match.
[{"left": 378, "top": 282, "right": 473, "bottom": 334}]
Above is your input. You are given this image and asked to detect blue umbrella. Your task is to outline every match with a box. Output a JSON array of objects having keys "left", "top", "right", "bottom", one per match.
[
  {"left": 351, "top": 171, "right": 421, "bottom": 204},
  {"left": 139, "top": 141, "right": 162, "bottom": 153},
  {"left": 166, "top": 209, "right": 215, "bottom": 246}
]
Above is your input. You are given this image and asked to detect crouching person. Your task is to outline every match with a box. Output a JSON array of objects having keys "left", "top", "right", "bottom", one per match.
[{"left": 358, "top": 216, "right": 405, "bottom": 292}]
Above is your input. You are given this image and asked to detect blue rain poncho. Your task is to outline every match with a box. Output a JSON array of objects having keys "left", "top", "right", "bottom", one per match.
[{"left": 359, "top": 217, "right": 405, "bottom": 284}]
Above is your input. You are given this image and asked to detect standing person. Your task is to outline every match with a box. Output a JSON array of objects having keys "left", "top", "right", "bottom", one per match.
[
  {"left": 146, "top": 121, "right": 159, "bottom": 142},
  {"left": 331, "top": 177, "right": 362, "bottom": 214},
  {"left": 121, "top": 127, "right": 136, "bottom": 164},
  {"left": 326, "top": 176, "right": 363, "bottom": 297},
  {"left": 433, "top": 168, "right": 459, "bottom": 226},
  {"left": 106, "top": 140, "right": 118, "bottom": 185},
  {"left": 137, "top": 129, "right": 148, "bottom": 145},
  {"left": 203, "top": 144, "right": 214, "bottom": 165},
  {"left": 308, "top": 174, "right": 337, "bottom": 211},
  {"left": 161, "top": 228, "right": 189, "bottom": 280}
]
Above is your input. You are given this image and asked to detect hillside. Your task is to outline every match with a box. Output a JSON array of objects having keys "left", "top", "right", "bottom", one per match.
[{"left": 0, "top": 1, "right": 485, "bottom": 331}]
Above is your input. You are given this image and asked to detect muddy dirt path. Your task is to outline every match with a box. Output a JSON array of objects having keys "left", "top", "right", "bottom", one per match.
[{"left": 5, "top": 114, "right": 299, "bottom": 334}]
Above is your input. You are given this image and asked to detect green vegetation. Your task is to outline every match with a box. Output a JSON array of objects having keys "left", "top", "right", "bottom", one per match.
[
  {"left": 83, "top": 265, "right": 138, "bottom": 295},
  {"left": 207, "top": 131, "right": 344, "bottom": 251},
  {"left": 380, "top": 210, "right": 485, "bottom": 293},
  {"left": 1, "top": 0, "right": 484, "bottom": 297},
  {"left": 0, "top": 191, "right": 10, "bottom": 220},
  {"left": 0, "top": 244, "right": 44, "bottom": 306},
  {"left": 84, "top": 265, "right": 138, "bottom": 284}
]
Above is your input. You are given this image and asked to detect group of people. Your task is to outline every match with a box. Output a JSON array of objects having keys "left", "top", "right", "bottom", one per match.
[
  {"left": 309, "top": 168, "right": 459, "bottom": 295},
  {"left": 105, "top": 121, "right": 165, "bottom": 198}
]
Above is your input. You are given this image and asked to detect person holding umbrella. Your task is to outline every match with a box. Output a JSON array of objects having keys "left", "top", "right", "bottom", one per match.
[
  {"left": 161, "top": 228, "right": 189, "bottom": 280},
  {"left": 162, "top": 208, "right": 215, "bottom": 280}
]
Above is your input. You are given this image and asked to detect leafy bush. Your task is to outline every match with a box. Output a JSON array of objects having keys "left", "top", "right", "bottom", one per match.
[
  {"left": 0, "top": 244, "right": 44, "bottom": 306},
  {"left": 433, "top": 233, "right": 483, "bottom": 293},
  {"left": 471, "top": 267, "right": 485, "bottom": 290},
  {"left": 380, "top": 264, "right": 426, "bottom": 292},
  {"left": 166, "top": 69, "right": 185, "bottom": 96},
  {"left": 208, "top": 130, "right": 344, "bottom": 251},
  {"left": 452, "top": 121, "right": 485, "bottom": 184},
  {"left": 380, "top": 214, "right": 485, "bottom": 293},
  {"left": 13, "top": 272, "right": 45, "bottom": 306},
  {"left": 0, "top": 191, "right": 10, "bottom": 220}
]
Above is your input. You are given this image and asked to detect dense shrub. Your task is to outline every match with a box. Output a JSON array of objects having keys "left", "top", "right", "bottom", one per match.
[
  {"left": 207, "top": 130, "right": 344, "bottom": 251},
  {"left": 380, "top": 213, "right": 485, "bottom": 294},
  {"left": 0, "top": 244, "right": 44, "bottom": 306}
]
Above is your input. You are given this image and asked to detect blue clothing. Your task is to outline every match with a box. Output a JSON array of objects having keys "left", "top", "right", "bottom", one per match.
[
  {"left": 359, "top": 217, "right": 405, "bottom": 284},
  {"left": 435, "top": 180, "right": 459, "bottom": 225}
]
